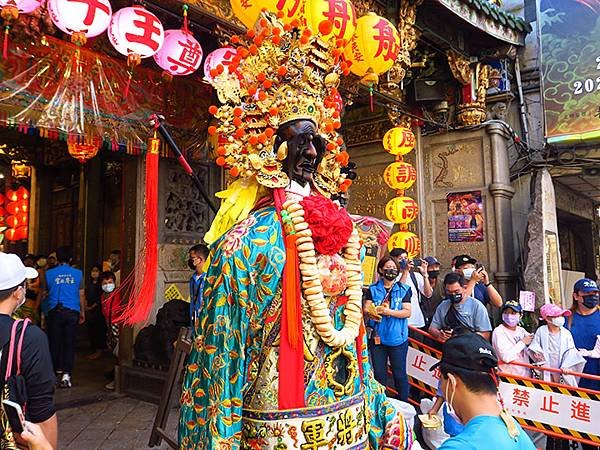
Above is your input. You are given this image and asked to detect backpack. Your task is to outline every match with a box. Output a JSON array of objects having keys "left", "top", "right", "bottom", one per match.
[{"left": 1, "top": 318, "right": 30, "bottom": 449}]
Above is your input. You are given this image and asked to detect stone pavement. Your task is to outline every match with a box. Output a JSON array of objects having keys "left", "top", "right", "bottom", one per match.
[{"left": 57, "top": 397, "right": 179, "bottom": 450}]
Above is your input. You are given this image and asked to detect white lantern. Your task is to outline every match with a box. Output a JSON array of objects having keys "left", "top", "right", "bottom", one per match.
[
  {"left": 203, "top": 47, "right": 237, "bottom": 83},
  {"left": 47, "top": 0, "right": 112, "bottom": 38},
  {"left": 0, "top": 0, "right": 41, "bottom": 14},
  {"left": 153, "top": 29, "right": 203, "bottom": 76},
  {"left": 108, "top": 6, "right": 164, "bottom": 58}
]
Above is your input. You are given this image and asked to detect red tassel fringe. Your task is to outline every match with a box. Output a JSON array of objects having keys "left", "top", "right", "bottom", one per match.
[
  {"left": 112, "top": 139, "right": 160, "bottom": 325},
  {"left": 3, "top": 28, "right": 9, "bottom": 59}
]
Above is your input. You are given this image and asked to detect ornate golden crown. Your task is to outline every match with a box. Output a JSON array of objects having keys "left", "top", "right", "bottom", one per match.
[{"left": 207, "top": 12, "right": 352, "bottom": 196}]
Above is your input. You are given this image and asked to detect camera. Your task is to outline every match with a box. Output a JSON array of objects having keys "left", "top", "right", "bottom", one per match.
[{"left": 413, "top": 258, "right": 422, "bottom": 267}]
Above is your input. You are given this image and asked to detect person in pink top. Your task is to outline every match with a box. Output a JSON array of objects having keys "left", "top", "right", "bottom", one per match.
[{"left": 492, "top": 300, "right": 533, "bottom": 378}]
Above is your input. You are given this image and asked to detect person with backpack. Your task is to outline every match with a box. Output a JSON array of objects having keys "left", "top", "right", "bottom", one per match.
[
  {"left": 0, "top": 252, "right": 57, "bottom": 449},
  {"left": 429, "top": 272, "right": 492, "bottom": 342}
]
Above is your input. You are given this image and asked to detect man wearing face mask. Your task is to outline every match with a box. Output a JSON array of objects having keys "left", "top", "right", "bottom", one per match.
[
  {"left": 0, "top": 252, "right": 58, "bottom": 449},
  {"left": 567, "top": 278, "right": 600, "bottom": 394},
  {"left": 429, "top": 273, "right": 492, "bottom": 342},
  {"left": 424, "top": 256, "right": 444, "bottom": 321},
  {"left": 453, "top": 255, "right": 503, "bottom": 308},
  {"left": 491, "top": 300, "right": 532, "bottom": 377},
  {"left": 431, "top": 333, "right": 536, "bottom": 450},
  {"left": 99, "top": 271, "right": 120, "bottom": 391},
  {"left": 187, "top": 244, "right": 209, "bottom": 331}
]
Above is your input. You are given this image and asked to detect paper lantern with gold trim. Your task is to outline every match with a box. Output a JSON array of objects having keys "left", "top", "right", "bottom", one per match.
[
  {"left": 385, "top": 196, "right": 419, "bottom": 225},
  {"left": 343, "top": 13, "right": 400, "bottom": 77},
  {"left": 303, "top": 0, "right": 356, "bottom": 41},
  {"left": 387, "top": 230, "right": 421, "bottom": 258},
  {"left": 383, "top": 127, "right": 415, "bottom": 156},
  {"left": 383, "top": 161, "right": 417, "bottom": 191}
]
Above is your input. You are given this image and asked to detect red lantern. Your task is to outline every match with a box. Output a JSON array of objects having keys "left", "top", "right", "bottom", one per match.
[
  {"left": 17, "top": 212, "right": 28, "bottom": 226},
  {"left": 5, "top": 189, "right": 17, "bottom": 202},
  {"left": 5, "top": 202, "right": 19, "bottom": 215},
  {"left": 153, "top": 29, "right": 203, "bottom": 76},
  {"left": 15, "top": 225, "right": 27, "bottom": 240},
  {"left": 18, "top": 199, "right": 28, "bottom": 213},
  {"left": 16, "top": 186, "right": 28, "bottom": 200},
  {"left": 0, "top": 193, "right": 4, "bottom": 205},
  {"left": 0, "top": 206, "right": 5, "bottom": 218},
  {"left": 5, "top": 215, "right": 17, "bottom": 228},
  {"left": 4, "top": 228, "right": 17, "bottom": 241}
]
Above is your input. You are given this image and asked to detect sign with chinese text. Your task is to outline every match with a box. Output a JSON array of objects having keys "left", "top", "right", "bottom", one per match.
[
  {"left": 447, "top": 191, "right": 484, "bottom": 243},
  {"left": 519, "top": 291, "right": 535, "bottom": 312},
  {"left": 540, "top": 0, "right": 600, "bottom": 144}
]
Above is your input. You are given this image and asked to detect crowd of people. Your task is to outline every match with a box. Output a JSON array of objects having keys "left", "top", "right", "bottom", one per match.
[{"left": 364, "top": 248, "right": 600, "bottom": 450}]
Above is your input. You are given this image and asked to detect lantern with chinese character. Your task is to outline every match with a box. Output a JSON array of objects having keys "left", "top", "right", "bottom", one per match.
[
  {"left": 230, "top": 0, "right": 279, "bottom": 29},
  {"left": 383, "top": 161, "right": 416, "bottom": 191},
  {"left": 68, "top": 142, "right": 99, "bottom": 163},
  {"left": 387, "top": 230, "right": 421, "bottom": 257},
  {"left": 47, "top": 0, "right": 112, "bottom": 46},
  {"left": 383, "top": 126, "right": 415, "bottom": 156},
  {"left": 109, "top": 6, "right": 164, "bottom": 98},
  {"left": 153, "top": 29, "right": 203, "bottom": 77},
  {"left": 302, "top": 0, "right": 356, "bottom": 41},
  {"left": 203, "top": 47, "right": 237, "bottom": 83},
  {"left": 385, "top": 196, "right": 419, "bottom": 226},
  {"left": 343, "top": 12, "right": 400, "bottom": 77}
]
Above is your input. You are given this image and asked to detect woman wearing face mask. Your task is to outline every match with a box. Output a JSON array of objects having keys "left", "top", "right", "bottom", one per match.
[
  {"left": 491, "top": 300, "right": 533, "bottom": 378},
  {"left": 529, "top": 303, "right": 586, "bottom": 387},
  {"left": 85, "top": 264, "right": 107, "bottom": 360},
  {"left": 99, "top": 271, "right": 120, "bottom": 390},
  {"left": 363, "top": 256, "right": 412, "bottom": 401}
]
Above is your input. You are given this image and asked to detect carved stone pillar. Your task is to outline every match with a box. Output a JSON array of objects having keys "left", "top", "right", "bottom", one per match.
[{"left": 487, "top": 122, "right": 517, "bottom": 299}]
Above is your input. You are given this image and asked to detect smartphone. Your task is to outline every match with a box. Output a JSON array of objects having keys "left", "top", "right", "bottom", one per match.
[
  {"left": 2, "top": 399, "right": 25, "bottom": 434},
  {"left": 475, "top": 263, "right": 484, "bottom": 271},
  {"left": 398, "top": 259, "right": 408, "bottom": 271},
  {"left": 413, "top": 258, "right": 422, "bottom": 267}
]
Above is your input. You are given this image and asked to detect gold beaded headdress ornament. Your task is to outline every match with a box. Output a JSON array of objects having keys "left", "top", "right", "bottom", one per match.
[{"left": 206, "top": 11, "right": 353, "bottom": 198}]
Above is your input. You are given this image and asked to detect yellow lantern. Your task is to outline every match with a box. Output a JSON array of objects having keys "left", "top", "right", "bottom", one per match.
[
  {"left": 343, "top": 13, "right": 400, "bottom": 77},
  {"left": 303, "top": 0, "right": 356, "bottom": 41},
  {"left": 230, "top": 0, "right": 280, "bottom": 29},
  {"left": 385, "top": 196, "right": 419, "bottom": 225},
  {"left": 383, "top": 161, "right": 417, "bottom": 191},
  {"left": 383, "top": 127, "right": 415, "bottom": 156},
  {"left": 68, "top": 142, "right": 99, "bottom": 164},
  {"left": 387, "top": 230, "right": 421, "bottom": 258}
]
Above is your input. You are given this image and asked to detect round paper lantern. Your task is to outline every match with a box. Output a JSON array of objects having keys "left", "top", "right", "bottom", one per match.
[
  {"left": 383, "top": 127, "right": 415, "bottom": 156},
  {"left": 230, "top": 0, "right": 279, "bottom": 28},
  {"left": 303, "top": 0, "right": 356, "bottom": 41},
  {"left": 383, "top": 161, "right": 417, "bottom": 191},
  {"left": 18, "top": 199, "right": 28, "bottom": 213},
  {"left": 153, "top": 29, "right": 203, "bottom": 76},
  {"left": 0, "top": 0, "right": 41, "bottom": 14},
  {"left": 0, "top": 193, "right": 4, "bottom": 205},
  {"left": 0, "top": 206, "right": 5, "bottom": 217},
  {"left": 108, "top": 6, "right": 164, "bottom": 58},
  {"left": 14, "top": 225, "right": 27, "bottom": 240},
  {"left": 5, "top": 189, "right": 17, "bottom": 202},
  {"left": 5, "top": 215, "right": 17, "bottom": 229},
  {"left": 385, "top": 196, "right": 419, "bottom": 225},
  {"left": 387, "top": 230, "right": 421, "bottom": 258},
  {"left": 47, "top": 0, "right": 112, "bottom": 39},
  {"left": 17, "top": 211, "right": 28, "bottom": 226},
  {"left": 16, "top": 186, "right": 28, "bottom": 200},
  {"left": 5, "top": 202, "right": 19, "bottom": 215},
  {"left": 343, "top": 13, "right": 400, "bottom": 77},
  {"left": 4, "top": 228, "right": 17, "bottom": 241},
  {"left": 203, "top": 47, "right": 237, "bottom": 83}
]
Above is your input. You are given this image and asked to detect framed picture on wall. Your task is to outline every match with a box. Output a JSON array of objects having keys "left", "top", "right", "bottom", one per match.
[{"left": 447, "top": 191, "right": 484, "bottom": 242}]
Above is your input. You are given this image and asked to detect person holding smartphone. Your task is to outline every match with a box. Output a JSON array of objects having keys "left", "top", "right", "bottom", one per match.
[
  {"left": 453, "top": 254, "right": 503, "bottom": 308},
  {"left": 363, "top": 256, "right": 412, "bottom": 401}
]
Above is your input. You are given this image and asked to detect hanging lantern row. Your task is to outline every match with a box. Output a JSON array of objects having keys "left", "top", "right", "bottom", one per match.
[
  {"left": 1, "top": 185, "right": 29, "bottom": 242},
  {"left": 383, "top": 126, "right": 421, "bottom": 258}
]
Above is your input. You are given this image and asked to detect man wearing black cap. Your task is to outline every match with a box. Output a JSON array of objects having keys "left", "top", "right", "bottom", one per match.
[
  {"left": 432, "top": 333, "right": 535, "bottom": 450},
  {"left": 453, "top": 254, "right": 502, "bottom": 308}
]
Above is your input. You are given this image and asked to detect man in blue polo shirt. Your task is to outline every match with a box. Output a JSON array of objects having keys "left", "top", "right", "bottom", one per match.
[
  {"left": 187, "top": 244, "right": 208, "bottom": 332},
  {"left": 42, "top": 246, "right": 85, "bottom": 388}
]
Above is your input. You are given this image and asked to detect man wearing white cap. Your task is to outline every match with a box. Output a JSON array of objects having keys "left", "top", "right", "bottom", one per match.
[{"left": 0, "top": 252, "right": 57, "bottom": 449}]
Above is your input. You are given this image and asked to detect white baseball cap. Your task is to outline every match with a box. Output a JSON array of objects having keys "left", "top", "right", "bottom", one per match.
[{"left": 0, "top": 252, "right": 38, "bottom": 290}]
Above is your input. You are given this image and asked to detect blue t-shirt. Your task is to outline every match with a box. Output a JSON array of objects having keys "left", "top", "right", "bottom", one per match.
[
  {"left": 567, "top": 310, "right": 600, "bottom": 391},
  {"left": 438, "top": 416, "right": 536, "bottom": 450},
  {"left": 431, "top": 296, "right": 492, "bottom": 333},
  {"left": 473, "top": 282, "right": 490, "bottom": 306},
  {"left": 436, "top": 382, "right": 465, "bottom": 436},
  {"left": 367, "top": 280, "right": 411, "bottom": 346},
  {"left": 43, "top": 264, "right": 84, "bottom": 313}
]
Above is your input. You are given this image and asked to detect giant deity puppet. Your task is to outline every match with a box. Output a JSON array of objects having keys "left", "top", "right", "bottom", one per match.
[{"left": 178, "top": 11, "right": 414, "bottom": 450}]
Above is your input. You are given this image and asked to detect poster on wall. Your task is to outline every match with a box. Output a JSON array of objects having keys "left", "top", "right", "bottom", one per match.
[
  {"left": 447, "top": 191, "right": 484, "bottom": 242},
  {"left": 540, "top": 0, "right": 600, "bottom": 144}
]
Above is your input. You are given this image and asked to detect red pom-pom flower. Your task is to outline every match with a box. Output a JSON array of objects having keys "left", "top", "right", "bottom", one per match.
[{"left": 300, "top": 195, "right": 353, "bottom": 255}]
